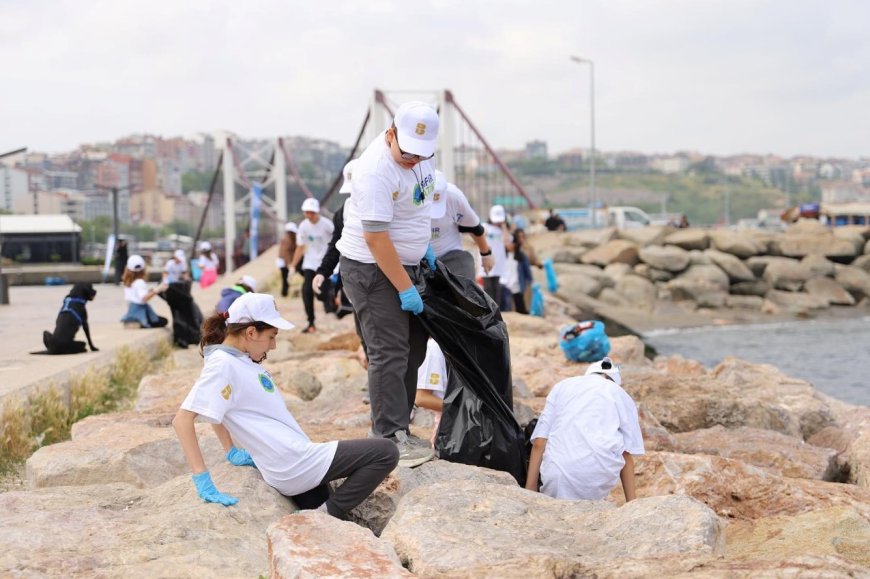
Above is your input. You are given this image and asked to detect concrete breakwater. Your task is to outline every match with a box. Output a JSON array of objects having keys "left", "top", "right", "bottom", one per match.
[
  {"left": 3, "top": 277, "right": 870, "bottom": 577},
  {"left": 526, "top": 219, "right": 870, "bottom": 331}
]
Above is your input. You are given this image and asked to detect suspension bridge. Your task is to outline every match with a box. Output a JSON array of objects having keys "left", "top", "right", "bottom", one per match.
[{"left": 197, "top": 89, "right": 538, "bottom": 272}]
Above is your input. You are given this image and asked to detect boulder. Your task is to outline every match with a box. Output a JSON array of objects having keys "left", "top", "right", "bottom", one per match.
[
  {"left": 709, "top": 230, "right": 766, "bottom": 259},
  {"left": 729, "top": 280, "right": 770, "bottom": 297},
  {"left": 0, "top": 464, "right": 296, "bottom": 578},
  {"left": 800, "top": 254, "right": 836, "bottom": 278},
  {"left": 602, "top": 262, "right": 633, "bottom": 282},
  {"left": 673, "top": 425, "right": 839, "bottom": 480},
  {"left": 617, "top": 225, "right": 671, "bottom": 247},
  {"left": 638, "top": 244, "right": 691, "bottom": 272},
  {"left": 832, "top": 228, "right": 868, "bottom": 254},
  {"left": 745, "top": 255, "right": 780, "bottom": 277},
  {"left": 564, "top": 227, "right": 617, "bottom": 248},
  {"left": 637, "top": 403, "right": 678, "bottom": 451},
  {"left": 381, "top": 480, "right": 723, "bottom": 578},
  {"left": 552, "top": 262, "right": 611, "bottom": 283},
  {"left": 26, "top": 415, "right": 225, "bottom": 489},
  {"left": 834, "top": 264, "right": 870, "bottom": 300},
  {"left": 678, "top": 264, "right": 730, "bottom": 291},
  {"left": 764, "top": 289, "right": 831, "bottom": 311},
  {"left": 725, "top": 295, "right": 764, "bottom": 310},
  {"left": 555, "top": 272, "right": 604, "bottom": 299},
  {"left": 663, "top": 278, "right": 728, "bottom": 308},
  {"left": 776, "top": 234, "right": 859, "bottom": 260},
  {"left": 267, "top": 512, "right": 410, "bottom": 578},
  {"left": 135, "top": 367, "right": 202, "bottom": 414},
  {"left": 852, "top": 253, "right": 870, "bottom": 273},
  {"left": 762, "top": 257, "right": 811, "bottom": 291},
  {"left": 664, "top": 229, "right": 709, "bottom": 251},
  {"left": 704, "top": 249, "right": 756, "bottom": 283},
  {"left": 597, "top": 287, "right": 635, "bottom": 308},
  {"left": 804, "top": 277, "right": 856, "bottom": 306},
  {"left": 613, "top": 274, "right": 658, "bottom": 310},
  {"left": 580, "top": 239, "right": 639, "bottom": 267},
  {"left": 550, "top": 247, "right": 586, "bottom": 264}
]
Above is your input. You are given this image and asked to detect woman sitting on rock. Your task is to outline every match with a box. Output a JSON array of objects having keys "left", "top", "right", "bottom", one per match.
[
  {"left": 525, "top": 357, "right": 644, "bottom": 501},
  {"left": 172, "top": 293, "right": 399, "bottom": 519},
  {"left": 120, "top": 255, "right": 168, "bottom": 329}
]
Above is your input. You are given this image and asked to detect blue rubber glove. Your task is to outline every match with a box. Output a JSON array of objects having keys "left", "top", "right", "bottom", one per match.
[
  {"left": 398, "top": 286, "right": 424, "bottom": 315},
  {"left": 424, "top": 245, "right": 437, "bottom": 272},
  {"left": 192, "top": 471, "right": 238, "bottom": 506},
  {"left": 226, "top": 446, "right": 255, "bottom": 467}
]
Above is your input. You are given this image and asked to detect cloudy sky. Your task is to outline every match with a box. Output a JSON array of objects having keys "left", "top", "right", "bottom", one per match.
[{"left": 2, "top": 0, "right": 868, "bottom": 159}]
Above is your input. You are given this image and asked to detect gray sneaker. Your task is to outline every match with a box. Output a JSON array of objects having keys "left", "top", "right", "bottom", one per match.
[{"left": 394, "top": 430, "right": 434, "bottom": 468}]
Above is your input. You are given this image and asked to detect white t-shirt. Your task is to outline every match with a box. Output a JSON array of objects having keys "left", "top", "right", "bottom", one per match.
[
  {"left": 481, "top": 223, "right": 508, "bottom": 278},
  {"left": 297, "top": 217, "right": 334, "bottom": 272},
  {"left": 164, "top": 259, "right": 187, "bottom": 283},
  {"left": 180, "top": 346, "right": 338, "bottom": 497},
  {"left": 531, "top": 374, "right": 645, "bottom": 501},
  {"left": 416, "top": 338, "right": 448, "bottom": 446},
  {"left": 336, "top": 131, "right": 436, "bottom": 265},
  {"left": 124, "top": 278, "right": 150, "bottom": 305},
  {"left": 198, "top": 252, "right": 219, "bottom": 271},
  {"left": 430, "top": 183, "right": 481, "bottom": 257},
  {"left": 501, "top": 253, "right": 520, "bottom": 294}
]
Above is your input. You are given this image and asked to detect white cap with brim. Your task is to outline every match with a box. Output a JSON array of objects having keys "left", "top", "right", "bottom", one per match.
[
  {"left": 301, "top": 198, "right": 320, "bottom": 213},
  {"left": 240, "top": 275, "right": 257, "bottom": 291},
  {"left": 284, "top": 222, "right": 298, "bottom": 233},
  {"left": 430, "top": 170, "right": 448, "bottom": 219},
  {"left": 585, "top": 357, "right": 622, "bottom": 385},
  {"left": 199, "top": 241, "right": 212, "bottom": 251},
  {"left": 489, "top": 205, "right": 506, "bottom": 224},
  {"left": 173, "top": 249, "right": 186, "bottom": 260},
  {"left": 394, "top": 101, "right": 440, "bottom": 158},
  {"left": 226, "top": 293, "right": 295, "bottom": 330},
  {"left": 339, "top": 159, "right": 356, "bottom": 194},
  {"left": 126, "top": 255, "right": 146, "bottom": 271}
]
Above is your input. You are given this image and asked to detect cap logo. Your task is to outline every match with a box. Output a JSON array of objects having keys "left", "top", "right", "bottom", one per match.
[
  {"left": 221, "top": 384, "right": 232, "bottom": 400},
  {"left": 415, "top": 123, "right": 426, "bottom": 135},
  {"left": 259, "top": 373, "right": 275, "bottom": 393}
]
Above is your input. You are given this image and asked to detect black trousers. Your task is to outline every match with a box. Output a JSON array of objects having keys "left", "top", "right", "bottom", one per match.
[
  {"left": 301, "top": 269, "right": 316, "bottom": 325},
  {"left": 280, "top": 267, "right": 291, "bottom": 297}
]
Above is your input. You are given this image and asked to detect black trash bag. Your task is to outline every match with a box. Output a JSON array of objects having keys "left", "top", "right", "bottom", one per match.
[
  {"left": 416, "top": 262, "right": 527, "bottom": 486},
  {"left": 160, "top": 281, "right": 203, "bottom": 348}
]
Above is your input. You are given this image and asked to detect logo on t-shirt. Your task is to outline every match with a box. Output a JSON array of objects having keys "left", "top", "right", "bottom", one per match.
[
  {"left": 221, "top": 384, "right": 232, "bottom": 400},
  {"left": 258, "top": 373, "right": 275, "bottom": 393},
  {"left": 431, "top": 226, "right": 441, "bottom": 239},
  {"left": 429, "top": 372, "right": 440, "bottom": 385}
]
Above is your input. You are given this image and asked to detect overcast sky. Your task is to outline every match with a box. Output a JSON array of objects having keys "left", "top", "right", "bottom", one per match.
[{"left": 2, "top": 0, "right": 868, "bottom": 159}]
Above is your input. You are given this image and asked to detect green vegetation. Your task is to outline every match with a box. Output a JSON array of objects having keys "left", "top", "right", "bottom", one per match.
[
  {"left": 0, "top": 340, "right": 173, "bottom": 474},
  {"left": 181, "top": 170, "right": 213, "bottom": 194}
]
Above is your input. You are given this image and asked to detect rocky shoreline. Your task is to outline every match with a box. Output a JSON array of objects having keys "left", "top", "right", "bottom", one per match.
[{"left": 3, "top": 250, "right": 870, "bottom": 577}]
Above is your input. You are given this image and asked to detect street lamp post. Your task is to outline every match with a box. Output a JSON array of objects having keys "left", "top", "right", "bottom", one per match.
[{"left": 570, "top": 56, "right": 597, "bottom": 227}]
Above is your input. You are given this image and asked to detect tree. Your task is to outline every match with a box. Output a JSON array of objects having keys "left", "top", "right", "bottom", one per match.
[{"left": 181, "top": 171, "right": 212, "bottom": 194}]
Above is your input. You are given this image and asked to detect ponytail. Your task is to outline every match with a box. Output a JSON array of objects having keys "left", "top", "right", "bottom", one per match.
[{"left": 199, "top": 311, "right": 229, "bottom": 354}]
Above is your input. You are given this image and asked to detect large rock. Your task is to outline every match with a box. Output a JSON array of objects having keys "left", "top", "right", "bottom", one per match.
[
  {"left": 663, "top": 278, "right": 728, "bottom": 308},
  {"left": 624, "top": 357, "right": 836, "bottom": 439},
  {"left": 382, "top": 480, "right": 723, "bottom": 578},
  {"left": 267, "top": 512, "right": 410, "bottom": 578},
  {"left": 674, "top": 425, "right": 839, "bottom": 480},
  {"left": 776, "top": 231, "right": 860, "bottom": 260},
  {"left": 725, "top": 294, "right": 765, "bottom": 310},
  {"left": 729, "top": 279, "right": 770, "bottom": 297},
  {"left": 0, "top": 464, "right": 296, "bottom": 578},
  {"left": 135, "top": 367, "right": 202, "bottom": 413},
  {"left": 709, "top": 230, "right": 766, "bottom": 259},
  {"left": 664, "top": 228, "right": 709, "bottom": 250},
  {"left": 638, "top": 244, "right": 691, "bottom": 272},
  {"left": 563, "top": 227, "right": 617, "bottom": 248},
  {"left": 852, "top": 253, "right": 870, "bottom": 273},
  {"left": 613, "top": 274, "right": 657, "bottom": 310},
  {"left": 704, "top": 248, "right": 756, "bottom": 282},
  {"left": 555, "top": 272, "right": 604, "bottom": 299},
  {"left": 804, "top": 277, "right": 856, "bottom": 306},
  {"left": 764, "top": 289, "right": 831, "bottom": 311},
  {"left": 678, "top": 264, "right": 730, "bottom": 291},
  {"left": 26, "top": 414, "right": 225, "bottom": 489},
  {"left": 762, "top": 257, "right": 811, "bottom": 291},
  {"left": 580, "top": 239, "right": 639, "bottom": 267},
  {"left": 616, "top": 225, "right": 671, "bottom": 247},
  {"left": 834, "top": 264, "right": 870, "bottom": 300},
  {"left": 800, "top": 253, "right": 836, "bottom": 278}
]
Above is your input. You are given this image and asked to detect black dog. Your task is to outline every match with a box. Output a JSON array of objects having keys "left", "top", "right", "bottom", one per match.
[{"left": 42, "top": 283, "right": 99, "bottom": 354}]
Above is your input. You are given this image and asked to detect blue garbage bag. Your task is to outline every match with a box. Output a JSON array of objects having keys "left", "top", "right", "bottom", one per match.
[
  {"left": 544, "top": 258, "right": 558, "bottom": 293},
  {"left": 559, "top": 320, "right": 610, "bottom": 362},
  {"left": 190, "top": 261, "right": 202, "bottom": 282},
  {"left": 530, "top": 283, "right": 544, "bottom": 317}
]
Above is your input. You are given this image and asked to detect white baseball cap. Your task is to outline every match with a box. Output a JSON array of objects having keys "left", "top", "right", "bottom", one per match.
[
  {"left": 394, "top": 101, "right": 440, "bottom": 158},
  {"left": 585, "top": 357, "right": 622, "bottom": 386},
  {"left": 489, "top": 205, "right": 506, "bottom": 224},
  {"left": 126, "top": 254, "right": 146, "bottom": 272},
  {"left": 430, "top": 170, "right": 448, "bottom": 219},
  {"left": 339, "top": 160, "right": 357, "bottom": 194},
  {"left": 284, "top": 222, "right": 298, "bottom": 233},
  {"left": 301, "top": 198, "right": 320, "bottom": 213},
  {"left": 173, "top": 249, "right": 186, "bottom": 261},
  {"left": 199, "top": 241, "right": 212, "bottom": 251},
  {"left": 239, "top": 275, "right": 257, "bottom": 291},
  {"left": 226, "top": 293, "right": 295, "bottom": 330}
]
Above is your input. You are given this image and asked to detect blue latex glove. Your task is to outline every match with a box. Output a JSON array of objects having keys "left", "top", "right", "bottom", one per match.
[
  {"left": 424, "top": 245, "right": 437, "bottom": 271},
  {"left": 192, "top": 471, "right": 238, "bottom": 506},
  {"left": 226, "top": 446, "right": 255, "bottom": 467},
  {"left": 398, "top": 286, "right": 424, "bottom": 315}
]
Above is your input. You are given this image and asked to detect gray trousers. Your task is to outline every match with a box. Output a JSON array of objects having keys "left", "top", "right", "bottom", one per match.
[
  {"left": 438, "top": 249, "right": 476, "bottom": 280},
  {"left": 291, "top": 438, "right": 399, "bottom": 519},
  {"left": 340, "top": 257, "right": 428, "bottom": 438}
]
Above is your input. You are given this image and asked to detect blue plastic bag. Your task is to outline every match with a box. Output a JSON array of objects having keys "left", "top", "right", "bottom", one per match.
[
  {"left": 530, "top": 283, "right": 544, "bottom": 317},
  {"left": 190, "top": 261, "right": 202, "bottom": 282},
  {"left": 559, "top": 320, "right": 610, "bottom": 362},
  {"left": 543, "top": 258, "right": 558, "bottom": 293}
]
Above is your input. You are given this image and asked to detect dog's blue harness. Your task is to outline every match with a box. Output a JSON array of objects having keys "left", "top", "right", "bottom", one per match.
[{"left": 60, "top": 297, "right": 87, "bottom": 326}]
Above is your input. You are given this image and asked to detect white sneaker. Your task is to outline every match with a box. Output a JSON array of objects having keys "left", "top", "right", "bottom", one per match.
[{"left": 394, "top": 430, "right": 434, "bottom": 468}]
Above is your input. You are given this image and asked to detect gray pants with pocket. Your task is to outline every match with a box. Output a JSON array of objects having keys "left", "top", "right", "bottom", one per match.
[{"left": 340, "top": 256, "right": 428, "bottom": 438}]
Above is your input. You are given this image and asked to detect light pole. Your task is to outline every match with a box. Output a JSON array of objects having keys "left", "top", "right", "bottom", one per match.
[{"left": 570, "top": 56, "right": 597, "bottom": 227}]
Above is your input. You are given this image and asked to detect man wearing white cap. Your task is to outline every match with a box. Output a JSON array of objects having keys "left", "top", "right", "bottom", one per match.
[
  {"left": 163, "top": 249, "right": 190, "bottom": 285},
  {"left": 525, "top": 357, "right": 644, "bottom": 501},
  {"left": 215, "top": 275, "right": 258, "bottom": 314},
  {"left": 428, "top": 171, "right": 494, "bottom": 279},
  {"left": 481, "top": 204, "right": 511, "bottom": 306},
  {"left": 336, "top": 101, "right": 440, "bottom": 468},
  {"left": 277, "top": 222, "right": 298, "bottom": 298},
  {"left": 291, "top": 198, "right": 334, "bottom": 333}
]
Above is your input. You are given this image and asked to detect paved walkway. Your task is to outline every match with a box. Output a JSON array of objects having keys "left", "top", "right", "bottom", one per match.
[{"left": 0, "top": 246, "right": 281, "bottom": 405}]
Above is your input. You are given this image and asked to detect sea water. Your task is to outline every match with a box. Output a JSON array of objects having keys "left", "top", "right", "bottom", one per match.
[{"left": 644, "top": 315, "right": 870, "bottom": 407}]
